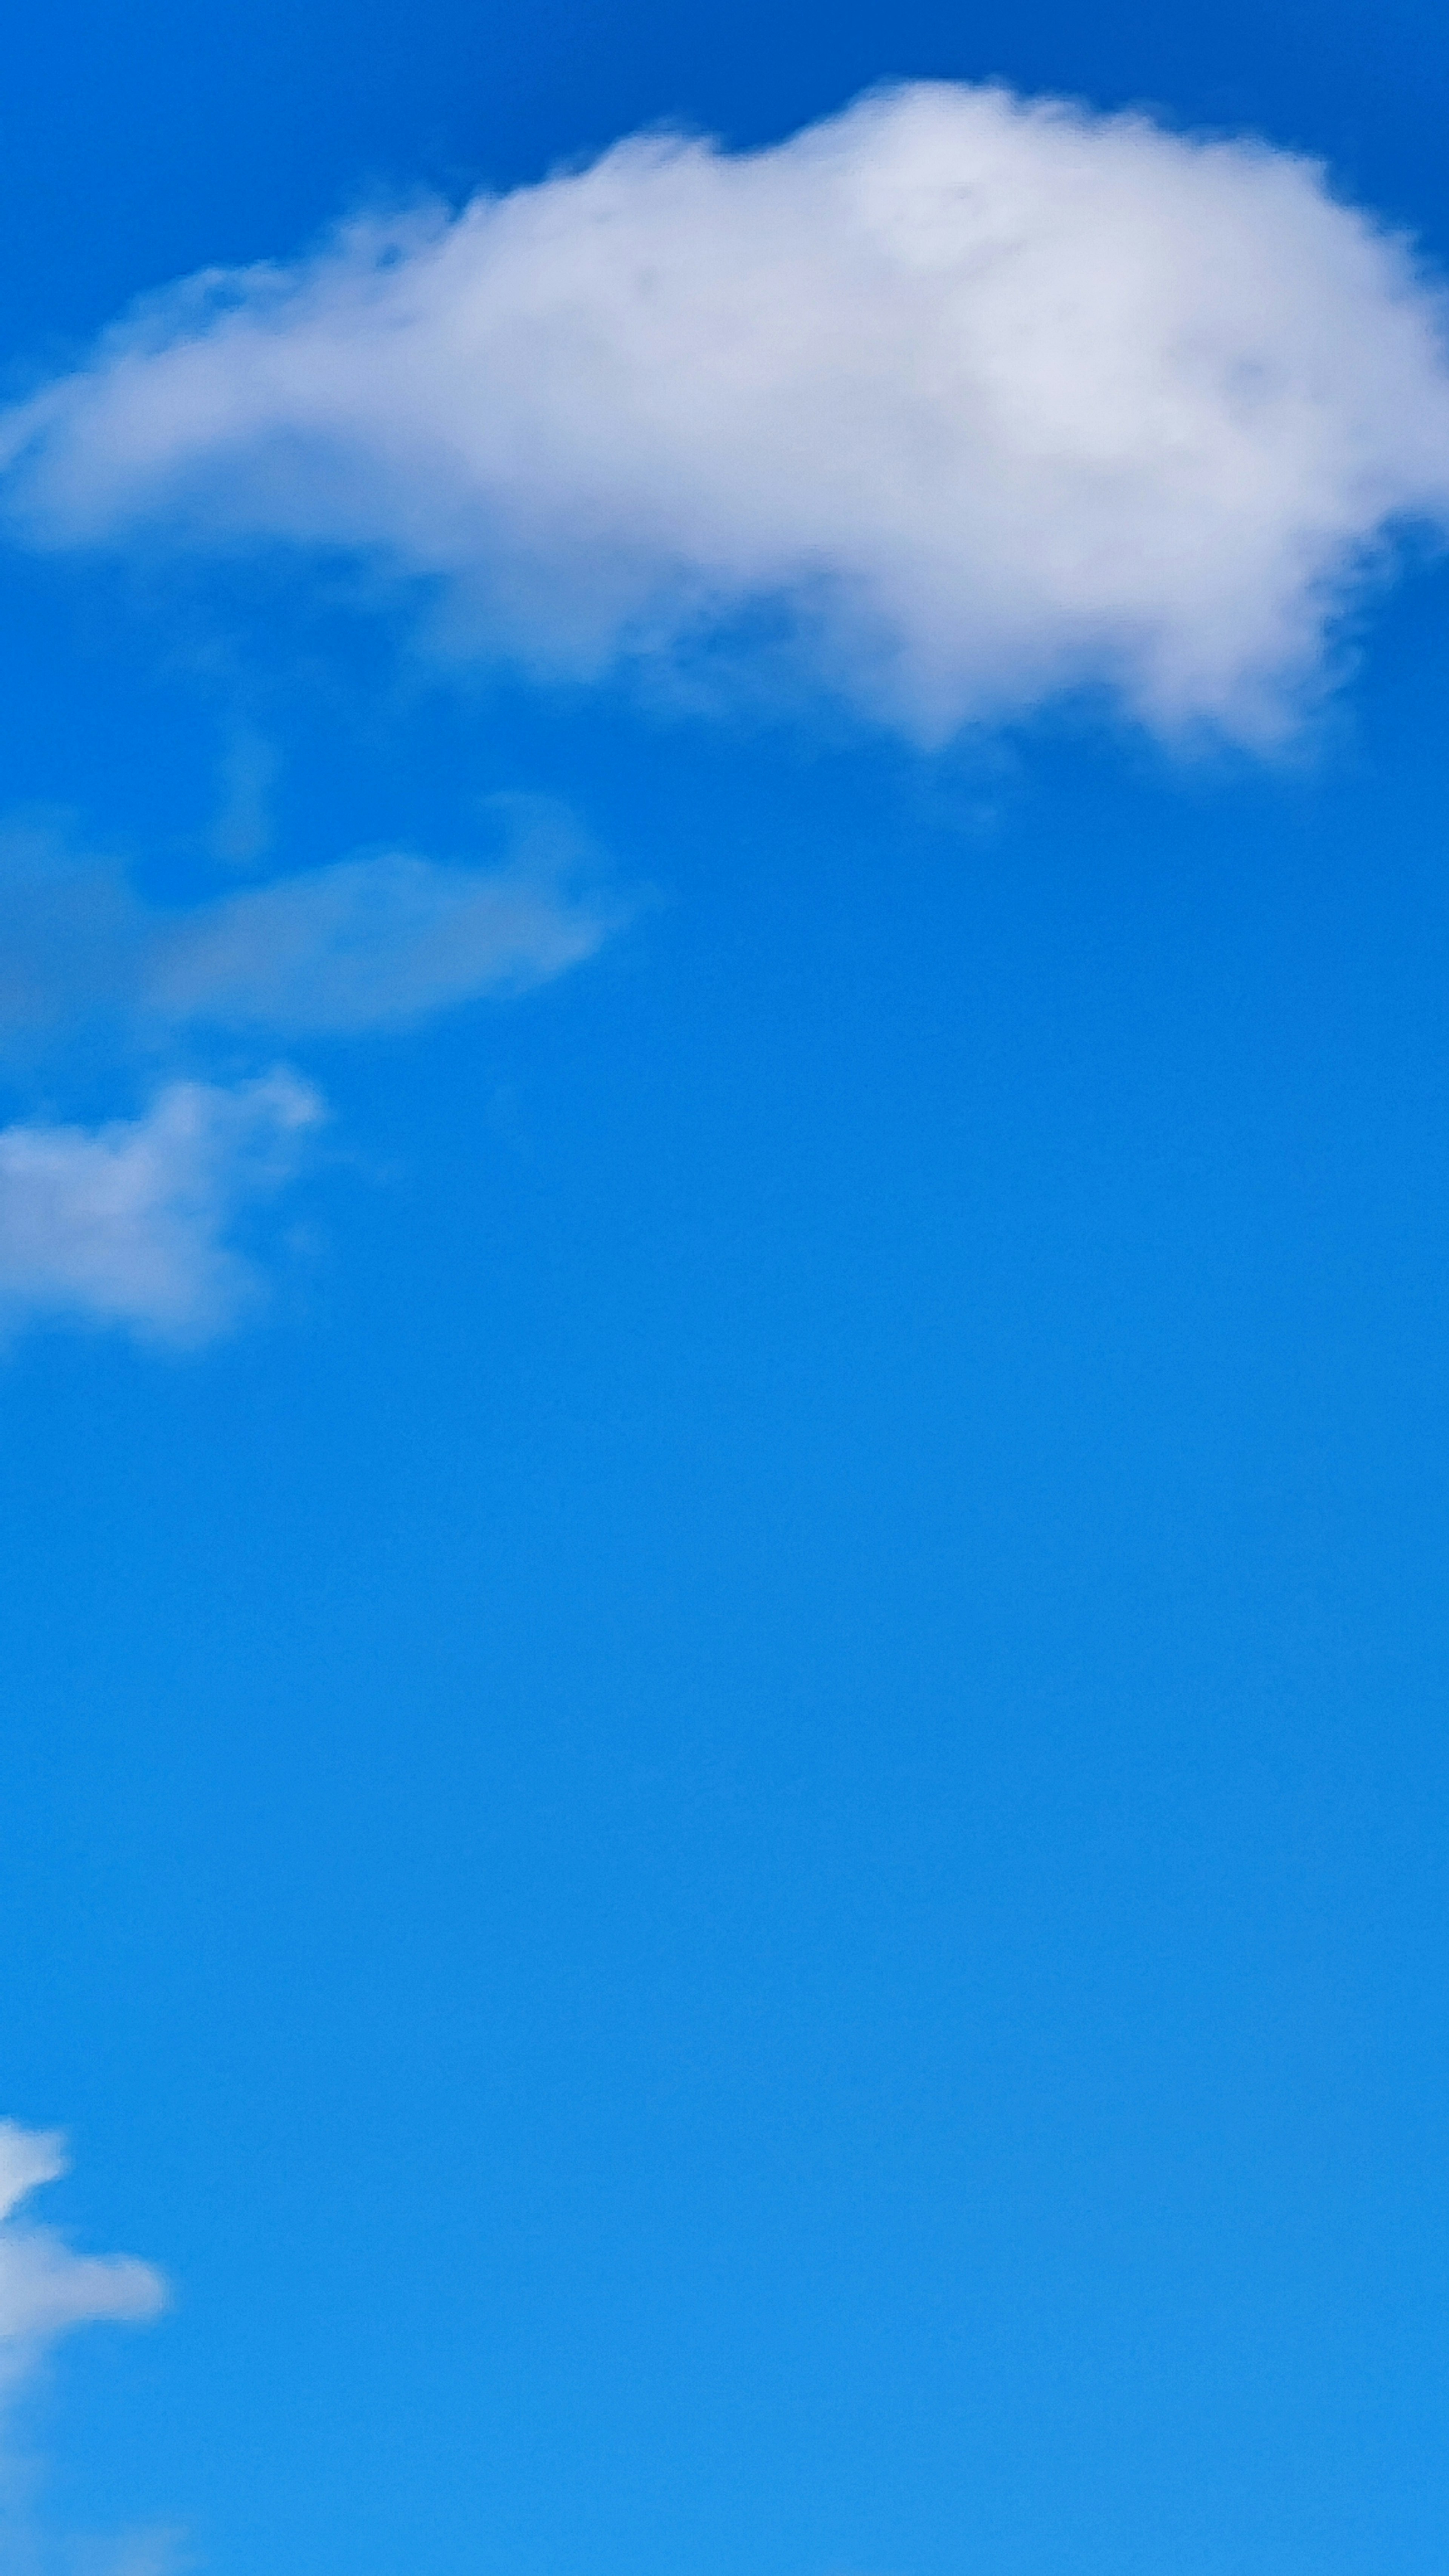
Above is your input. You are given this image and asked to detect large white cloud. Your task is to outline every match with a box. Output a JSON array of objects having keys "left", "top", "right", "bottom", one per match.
[
  {"left": 5, "top": 82, "right": 1449, "bottom": 740},
  {"left": 0, "top": 2123, "right": 165, "bottom": 2399},
  {"left": 0, "top": 1074, "right": 323, "bottom": 1342}
]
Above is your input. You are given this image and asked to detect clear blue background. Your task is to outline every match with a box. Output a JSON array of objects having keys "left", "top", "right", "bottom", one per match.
[{"left": 2, "top": 5, "right": 1449, "bottom": 2573}]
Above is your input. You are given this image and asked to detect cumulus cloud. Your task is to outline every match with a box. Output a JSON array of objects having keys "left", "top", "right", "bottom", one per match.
[
  {"left": 4, "top": 82, "right": 1449, "bottom": 740},
  {"left": 0, "top": 2122, "right": 165, "bottom": 2401},
  {"left": 0, "top": 804, "right": 617, "bottom": 1042},
  {"left": 0, "top": 1073, "right": 323, "bottom": 1342}
]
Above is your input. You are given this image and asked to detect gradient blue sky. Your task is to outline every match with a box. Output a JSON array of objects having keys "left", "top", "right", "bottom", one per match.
[{"left": 3, "top": 5, "right": 1449, "bottom": 2574}]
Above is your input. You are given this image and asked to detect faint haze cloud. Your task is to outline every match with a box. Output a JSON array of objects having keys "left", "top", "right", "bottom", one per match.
[
  {"left": 3, "top": 81, "right": 1449, "bottom": 745},
  {"left": 150, "top": 792, "right": 622, "bottom": 1032},
  {"left": 150, "top": 845, "right": 610, "bottom": 1030},
  {"left": 0, "top": 801, "right": 621, "bottom": 1046},
  {"left": 211, "top": 723, "right": 277, "bottom": 869},
  {"left": 61, "top": 2534, "right": 193, "bottom": 2576}
]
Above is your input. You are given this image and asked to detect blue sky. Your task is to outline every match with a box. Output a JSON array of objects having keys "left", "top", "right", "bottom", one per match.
[{"left": 2, "top": 4, "right": 1449, "bottom": 2573}]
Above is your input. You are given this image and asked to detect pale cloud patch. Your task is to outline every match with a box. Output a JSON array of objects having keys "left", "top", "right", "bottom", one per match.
[
  {"left": 146, "top": 840, "right": 617, "bottom": 1033},
  {"left": 0, "top": 2126, "right": 171, "bottom": 2573},
  {"left": 0, "top": 1073, "right": 324, "bottom": 1343},
  {"left": 60, "top": 2529, "right": 192, "bottom": 2576},
  {"left": 0, "top": 828, "right": 146, "bottom": 1036},
  {"left": 4, "top": 82, "right": 1449, "bottom": 741},
  {"left": 210, "top": 724, "right": 277, "bottom": 869},
  {"left": 0, "top": 806, "right": 618, "bottom": 1044}
]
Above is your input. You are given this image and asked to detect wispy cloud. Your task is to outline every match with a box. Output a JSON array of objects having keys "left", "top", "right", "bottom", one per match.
[
  {"left": 146, "top": 842, "right": 615, "bottom": 1033},
  {"left": 0, "top": 804, "right": 617, "bottom": 1044},
  {"left": 0, "top": 2127, "right": 164, "bottom": 2378},
  {"left": 0, "top": 2123, "right": 168, "bottom": 2569},
  {"left": 0, "top": 1073, "right": 323, "bottom": 1342},
  {"left": 0, "top": 799, "right": 618, "bottom": 1342},
  {"left": 4, "top": 82, "right": 1448, "bottom": 741}
]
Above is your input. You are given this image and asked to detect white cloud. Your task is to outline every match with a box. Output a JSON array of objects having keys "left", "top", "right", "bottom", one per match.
[
  {"left": 4, "top": 82, "right": 1449, "bottom": 741},
  {"left": 0, "top": 2123, "right": 166, "bottom": 2399},
  {"left": 0, "top": 2127, "right": 170, "bottom": 2574},
  {"left": 0, "top": 1073, "right": 324, "bottom": 1343}
]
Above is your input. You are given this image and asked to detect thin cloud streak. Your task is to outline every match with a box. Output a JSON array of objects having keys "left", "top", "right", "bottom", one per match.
[
  {"left": 0, "top": 800, "right": 617, "bottom": 1344},
  {"left": 4, "top": 82, "right": 1449, "bottom": 740},
  {"left": 148, "top": 845, "right": 615, "bottom": 1032},
  {"left": 0, "top": 814, "right": 619, "bottom": 1042}
]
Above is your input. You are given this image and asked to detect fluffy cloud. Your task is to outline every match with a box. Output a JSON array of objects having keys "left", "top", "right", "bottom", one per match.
[
  {"left": 4, "top": 82, "right": 1449, "bottom": 740},
  {"left": 0, "top": 2123, "right": 165, "bottom": 2400},
  {"left": 0, "top": 1073, "right": 323, "bottom": 1341}
]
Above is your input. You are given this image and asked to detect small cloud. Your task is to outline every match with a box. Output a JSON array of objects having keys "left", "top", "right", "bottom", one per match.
[
  {"left": 0, "top": 2131, "right": 69, "bottom": 2231},
  {"left": 0, "top": 798, "right": 616, "bottom": 1347},
  {"left": 0, "top": 2116, "right": 166, "bottom": 2396},
  {"left": 0, "top": 2125, "right": 171, "bottom": 2573},
  {"left": 0, "top": 1072, "right": 324, "bottom": 1344}
]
